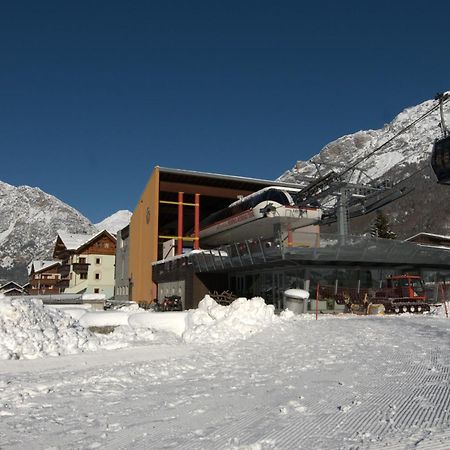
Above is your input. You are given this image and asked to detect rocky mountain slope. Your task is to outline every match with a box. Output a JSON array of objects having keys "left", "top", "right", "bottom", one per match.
[
  {"left": 279, "top": 94, "right": 450, "bottom": 238},
  {"left": 0, "top": 182, "right": 111, "bottom": 284}
]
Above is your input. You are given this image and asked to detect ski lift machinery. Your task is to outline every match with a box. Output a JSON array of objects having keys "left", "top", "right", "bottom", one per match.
[{"left": 292, "top": 93, "right": 449, "bottom": 236}]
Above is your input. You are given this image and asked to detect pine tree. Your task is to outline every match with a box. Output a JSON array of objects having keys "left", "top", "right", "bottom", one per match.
[{"left": 371, "top": 210, "right": 397, "bottom": 239}]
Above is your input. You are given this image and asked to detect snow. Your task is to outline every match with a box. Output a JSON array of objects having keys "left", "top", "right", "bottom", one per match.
[
  {"left": 0, "top": 294, "right": 449, "bottom": 448},
  {"left": 78, "top": 311, "right": 132, "bottom": 328},
  {"left": 283, "top": 288, "right": 310, "bottom": 299},
  {"left": 129, "top": 311, "right": 188, "bottom": 337},
  {"left": 28, "top": 260, "right": 60, "bottom": 275},
  {"left": 57, "top": 230, "right": 98, "bottom": 250},
  {"left": 183, "top": 296, "right": 278, "bottom": 343},
  {"left": 0, "top": 295, "right": 99, "bottom": 360},
  {"left": 94, "top": 210, "right": 132, "bottom": 234}
]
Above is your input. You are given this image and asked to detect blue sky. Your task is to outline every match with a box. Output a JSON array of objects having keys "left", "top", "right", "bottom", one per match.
[{"left": 1, "top": 0, "right": 449, "bottom": 222}]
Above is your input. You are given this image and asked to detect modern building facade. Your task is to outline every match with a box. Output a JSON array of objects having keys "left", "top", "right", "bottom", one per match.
[{"left": 129, "top": 166, "right": 304, "bottom": 304}]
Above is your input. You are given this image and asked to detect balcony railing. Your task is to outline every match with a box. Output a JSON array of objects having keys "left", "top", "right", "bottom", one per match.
[
  {"left": 188, "top": 232, "right": 450, "bottom": 273},
  {"left": 72, "top": 262, "right": 90, "bottom": 273},
  {"left": 59, "top": 264, "right": 70, "bottom": 278},
  {"left": 55, "top": 279, "right": 69, "bottom": 288}
]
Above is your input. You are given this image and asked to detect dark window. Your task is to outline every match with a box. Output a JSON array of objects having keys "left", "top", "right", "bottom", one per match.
[{"left": 80, "top": 273, "right": 88, "bottom": 280}]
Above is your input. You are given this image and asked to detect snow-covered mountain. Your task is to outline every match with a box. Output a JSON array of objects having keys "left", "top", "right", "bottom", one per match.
[
  {"left": 0, "top": 180, "right": 133, "bottom": 283},
  {"left": 95, "top": 210, "right": 132, "bottom": 234},
  {"left": 279, "top": 94, "right": 450, "bottom": 237},
  {"left": 0, "top": 181, "right": 97, "bottom": 283}
]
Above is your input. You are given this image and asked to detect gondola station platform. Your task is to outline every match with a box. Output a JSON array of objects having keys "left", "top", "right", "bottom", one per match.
[{"left": 152, "top": 231, "right": 450, "bottom": 311}]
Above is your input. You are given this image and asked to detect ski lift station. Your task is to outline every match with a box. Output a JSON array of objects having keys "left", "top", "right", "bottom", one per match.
[{"left": 119, "top": 166, "right": 450, "bottom": 310}]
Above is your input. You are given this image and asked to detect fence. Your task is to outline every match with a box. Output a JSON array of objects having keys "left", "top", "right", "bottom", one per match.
[{"left": 190, "top": 232, "right": 450, "bottom": 273}]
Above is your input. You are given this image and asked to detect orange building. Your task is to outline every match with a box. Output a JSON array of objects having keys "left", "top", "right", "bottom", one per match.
[{"left": 129, "top": 166, "right": 303, "bottom": 304}]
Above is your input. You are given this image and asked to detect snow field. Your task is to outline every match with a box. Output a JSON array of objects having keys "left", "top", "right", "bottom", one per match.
[{"left": 0, "top": 313, "right": 449, "bottom": 449}]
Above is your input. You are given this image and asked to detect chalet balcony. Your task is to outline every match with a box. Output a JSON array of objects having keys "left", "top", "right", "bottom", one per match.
[
  {"left": 72, "top": 262, "right": 90, "bottom": 274},
  {"left": 59, "top": 264, "right": 70, "bottom": 278},
  {"left": 55, "top": 278, "right": 70, "bottom": 289}
]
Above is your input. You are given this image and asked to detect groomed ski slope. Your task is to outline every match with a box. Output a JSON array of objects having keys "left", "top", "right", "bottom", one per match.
[{"left": 0, "top": 313, "right": 449, "bottom": 449}]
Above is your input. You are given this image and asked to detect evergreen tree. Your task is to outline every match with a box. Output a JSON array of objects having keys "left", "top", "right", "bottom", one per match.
[{"left": 371, "top": 210, "right": 397, "bottom": 239}]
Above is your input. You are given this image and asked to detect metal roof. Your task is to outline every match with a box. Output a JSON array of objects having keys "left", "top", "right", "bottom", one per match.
[{"left": 157, "top": 166, "right": 305, "bottom": 190}]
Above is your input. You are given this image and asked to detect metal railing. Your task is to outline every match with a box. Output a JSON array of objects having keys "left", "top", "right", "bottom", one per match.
[{"left": 190, "top": 232, "right": 450, "bottom": 273}]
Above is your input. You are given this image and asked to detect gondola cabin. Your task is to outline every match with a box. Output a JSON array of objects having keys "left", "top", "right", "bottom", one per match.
[
  {"left": 431, "top": 135, "right": 450, "bottom": 184},
  {"left": 198, "top": 186, "right": 322, "bottom": 246}
]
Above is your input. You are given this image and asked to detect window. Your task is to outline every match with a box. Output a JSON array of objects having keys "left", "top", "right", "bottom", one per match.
[
  {"left": 95, "top": 273, "right": 101, "bottom": 280},
  {"left": 96, "top": 257, "right": 101, "bottom": 265},
  {"left": 79, "top": 257, "right": 86, "bottom": 264},
  {"left": 94, "top": 288, "right": 100, "bottom": 294},
  {"left": 80, "top": 273, "right": 88, "bottom": 280}
]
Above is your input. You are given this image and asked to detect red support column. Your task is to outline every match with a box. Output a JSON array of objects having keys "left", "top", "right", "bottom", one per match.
[
  {"left": 316, "top": 282, "right": 320, "bottom": 320},
  {"left": 194, "top": 193, "right": 200, "bottom": 250},
  {"left": 177, "top": 192, "right": 183, "bottom": 255},
  {"left": 287, "top": 224, "right": 293, "bottom": 247}
]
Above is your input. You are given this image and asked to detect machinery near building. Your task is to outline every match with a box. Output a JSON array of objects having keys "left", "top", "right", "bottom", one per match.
[
  {"left": 344, "top": 274, "right": 436, "bottom": 314},
  {"left": 371, "top": 274, "right": 432, "bottom": 314}
]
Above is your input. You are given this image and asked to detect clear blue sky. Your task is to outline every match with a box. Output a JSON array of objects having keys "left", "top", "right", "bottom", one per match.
[{"left": 1, "top": 0, "right": 449, "bottom": 222}]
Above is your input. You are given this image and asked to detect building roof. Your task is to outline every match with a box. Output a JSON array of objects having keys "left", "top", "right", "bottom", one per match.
[
  {"left": 28, "top": 260, "right": 61, "bottom": 276},
  {"left": 0, "top": 281, "right": 24, "bottom": 292},
  {"left": 57, "top": 229, "right": 116, "bottom": 252},
  {"left": 405, "top": 232, "right": 450, "bottom": 243},
  {"left": 157, "top": 166, "right": 306, "bottom": 191}
]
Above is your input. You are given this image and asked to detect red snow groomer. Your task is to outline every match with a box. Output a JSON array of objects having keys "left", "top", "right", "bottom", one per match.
[{"left": 372, "top": 274, "right": 431, "bottom": 314}]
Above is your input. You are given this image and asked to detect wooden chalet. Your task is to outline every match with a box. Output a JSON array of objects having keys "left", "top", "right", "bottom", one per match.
[
  {"left": 53, "top": 230, "right": 117, "bottom": 297},
  {"left": 28, "top": 260, "right": 62, "bottom": 295},
  {"left": 0, "top": 281, "right": 26, "bottom": 296}
]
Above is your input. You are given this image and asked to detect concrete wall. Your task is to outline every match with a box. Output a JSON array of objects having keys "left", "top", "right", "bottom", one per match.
[{"left": 114, "top": 226, "right": 130, "bottom": 300}]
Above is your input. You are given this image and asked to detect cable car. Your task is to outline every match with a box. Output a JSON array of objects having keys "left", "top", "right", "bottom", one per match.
[
  {"left": 431, "top": 92, "right": 450, "bottom": 184},
  {"left": 431, "top": 135, "right": 450, "bottom": 184}
]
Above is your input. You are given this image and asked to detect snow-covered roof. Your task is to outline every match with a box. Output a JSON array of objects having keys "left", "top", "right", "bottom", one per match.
[
  {"left": 29, "top": 260, "right": 60, "bottom": 275},
  {"left": 0, "top": 281, "right": 23, "bottom": 291},
  {"left": 57, "top": 229, "right": 116, "bottom": 251},
  {"left": 405, "top": 232, "right": 450, "bottom": 242},
  {"left": 58, "top": 231, "right": 95, "bottom": 250}
]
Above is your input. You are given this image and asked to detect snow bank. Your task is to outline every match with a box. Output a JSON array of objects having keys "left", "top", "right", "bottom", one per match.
[
  {"left": 0, "top": 296, "right": 99, "bottom": 360},
  {"left": 96, "top": 325, "right": 156, "bottom": 350},
  {"left": 53, "top": 307, "right": 89, "bottom": 321},
  {"left": 183, "top": 296, "right": 277, "bottom": 343},
  {"left": 78, "top": 311, "right": 131, "bottom": 328},
  {"left": 128, "top": 311, "right": 188, "bottom": 337}
]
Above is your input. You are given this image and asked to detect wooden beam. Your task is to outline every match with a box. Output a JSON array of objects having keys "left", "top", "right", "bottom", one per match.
[{"left": 159, "top": 181, "right": 254, "bottom": 199}]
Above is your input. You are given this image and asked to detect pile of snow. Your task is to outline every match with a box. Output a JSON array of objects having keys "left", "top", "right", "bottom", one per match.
[
  {"left": 0, "top": 295, "right": 99, "bottom": 360},
  {"left": 78, "top": 311, "right": 131, "bottom": 328},
  {"left": 96, "top": 325, "right": 156, "bottom": 350},
  {"left": 128, "top": 311, "right": 188, "bottom": 336},
  {"left": 183, "top": 296, "right": 278, "bottom": 343}
]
